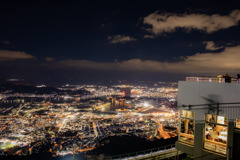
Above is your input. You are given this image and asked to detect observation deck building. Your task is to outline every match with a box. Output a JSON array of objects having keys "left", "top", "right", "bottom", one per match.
[{"left": 176, "top": 76, "right": 240, "bottom": 160}]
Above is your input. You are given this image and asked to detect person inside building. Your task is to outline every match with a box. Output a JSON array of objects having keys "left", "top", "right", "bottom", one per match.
[
  {"left": 223, "top": 74, "right": 231, "bottom": 83},
  {"left": 237, "top": 74, "right": 240, "bottom": 83}
]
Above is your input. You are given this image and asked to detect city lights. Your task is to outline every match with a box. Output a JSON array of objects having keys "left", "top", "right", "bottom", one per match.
[{"left": 0, "top": 82, "right": 178, "bottom": 157}]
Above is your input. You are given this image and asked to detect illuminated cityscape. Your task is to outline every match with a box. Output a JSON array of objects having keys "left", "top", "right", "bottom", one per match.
[{"left": 0, "top": 82, "right": 179, "bottom": 159}]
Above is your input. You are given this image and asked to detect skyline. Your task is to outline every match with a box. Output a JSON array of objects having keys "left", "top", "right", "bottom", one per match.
[{"left": 1, "top": 0, "right": 240, "bottom": 85}]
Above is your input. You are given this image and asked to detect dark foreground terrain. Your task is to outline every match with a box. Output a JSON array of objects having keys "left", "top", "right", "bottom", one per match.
[{"left": 0, "top": 136, "right": 178, "bottom": 160}]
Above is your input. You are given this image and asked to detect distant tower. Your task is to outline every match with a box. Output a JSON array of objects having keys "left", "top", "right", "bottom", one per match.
[
  {"left": 121, "top": 87, "right": 131, "bottom": 97},
  {"left": 109, "top": 97, "right": 116, "bottom": 107},
  {"left": 119, "top": 99, "right": 125, "bottom": 107}
]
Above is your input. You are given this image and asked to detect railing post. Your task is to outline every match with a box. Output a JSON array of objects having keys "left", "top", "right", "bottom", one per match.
[{"left": 111, "top": 143, "right": 176, "bottom": 160}]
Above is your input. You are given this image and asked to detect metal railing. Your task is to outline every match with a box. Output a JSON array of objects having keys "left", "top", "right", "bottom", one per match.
[
  {"left": 204, "top": 141, "right": 226, "bottom": 155},
  {"left": 112, "top": 143, "right": 178, "bottom": 160},
  {"left": 186, "top": 76, "right": 238, "bottom": 83}
]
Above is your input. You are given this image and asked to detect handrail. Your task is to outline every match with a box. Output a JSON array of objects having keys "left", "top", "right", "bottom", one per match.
[
  {"left": 181, "top": 102, "right": 240, "bottom": 108},
  {"left": 112, "top": 143, "right": 176, "bottom": 159},
  {"left": 179, "top": 102, "right": 240, "bottom": 115},
  {"left": 186, "top": 76, "right": 238, "bottom": 83}
]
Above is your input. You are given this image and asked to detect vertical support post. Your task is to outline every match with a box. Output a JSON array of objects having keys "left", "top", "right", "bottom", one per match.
[
  {"left": 216, "top": 103, "right": 220, "bottom": 115},
  {"left": 179, "top": 109, "right": 181, "bottom": 141},
  {"left": 177, "top": 150, "right": 179, "bottom": 160},
  {"left": 193, "top": 121, "right": 205, "bottom": 159},
  {"left": 227, "top": 120, "right": 234, "bottom": 160}
]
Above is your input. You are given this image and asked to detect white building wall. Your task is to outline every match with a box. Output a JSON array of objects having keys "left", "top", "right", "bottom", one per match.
[{"left": 178, "top": 81, "right": 240, "bottom": 121}]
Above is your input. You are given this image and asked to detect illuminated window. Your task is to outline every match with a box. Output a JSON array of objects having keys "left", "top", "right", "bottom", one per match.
[
  {"left": 217, "top": 116, "right": 227, "bottom": 125},
  {"left": 181, "top": 110, "right": 194, "bottom": 119},
  {"left": 206, "top": 114, "right": 216, "bottom": 123},
  {"left": 180, "top": 110, "right": 194, "bottom": 144},
  {"left": 236, "top": 119, "right": 240, "bottom": 129},
  {"left": 181, "top": 110, "right": 187, "bottom": 117},
  {"left": 204, "top": 114, "right": 227, "bottom": 155}
]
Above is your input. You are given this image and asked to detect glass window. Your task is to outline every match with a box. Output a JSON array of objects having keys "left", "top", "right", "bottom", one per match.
[
  {"left": 204, "top": 114, "right": 227, "bottom": 155},
  {"left": 181, "top": 110, "right": 194, "bottom": 119},
  {"left": 180, "top": 110, "right": 194, "bottom": 144},
  {"left": 186, "top": 111, "right": 194, "bottom": 119},
  {"left": 217, "top": 116, "right": 227, "bottom": 125},
  {"left": 181, "top": 110, "right": 187, "bottom": 117},
  {"left": 236, "top": 119, "right": 240, "bottom": 129},
  {"left": 206, "top": 114, "right": 216, "bottom": 123}
]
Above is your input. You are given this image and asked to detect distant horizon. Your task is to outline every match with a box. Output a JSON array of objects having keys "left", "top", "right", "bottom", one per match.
[
  {"left": 1, "top": 78, "right": 179, "bottom": 87},
  {"left": 3, "top": 72, "right": 239, "bottom": 87}
]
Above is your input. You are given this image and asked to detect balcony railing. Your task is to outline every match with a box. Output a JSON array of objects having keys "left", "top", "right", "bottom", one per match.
[
  {"left": 111, "top": 144, "right": 181, "bottom": 160},
  {"left": 186, "top": 76, "right": 238, "bottom": 83},
  {"left": 204, "top": 140, "right": 227, "bottom": 155}
]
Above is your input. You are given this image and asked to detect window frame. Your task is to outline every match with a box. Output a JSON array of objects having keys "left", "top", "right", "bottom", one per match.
[
  {"left": 179, "top": 110, "right": 195, "bottom": 145},
  {"left": 204, "top": 114, "right": 228, "bottom": 155}
]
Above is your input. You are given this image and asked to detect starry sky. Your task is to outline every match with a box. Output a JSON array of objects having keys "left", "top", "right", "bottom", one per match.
[{"left": 1, "top": 0, "right": 240, "bottom": 86}]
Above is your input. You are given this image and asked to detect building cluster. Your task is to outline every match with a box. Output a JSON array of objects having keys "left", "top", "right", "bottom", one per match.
[{"left": 0, "top": 82, "right": 178, "bottom": 157}]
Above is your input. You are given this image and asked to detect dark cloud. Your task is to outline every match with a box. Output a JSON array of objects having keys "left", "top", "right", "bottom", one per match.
[
  {"left": 143, "top": 35, "right": 155, "bottom": 39},
  {"left": 143, "top": 10, "right": 240, "bottom": 35},
  {"left": 203, "top": 41, "right": 223, "bottom": 51},
  {"left": 2, "top": 41, "right": 10, "bottom": 45},
  {"left": 0, "top": 50, "right": 35, "bottom": 61},
  {"left": 108, "top": 35, "right": 137, "bottom": 44},
  {"left": 56, "top": 45, "right": 240, "bottom": 73},
  {"left": 45, "top": 57, "right": 55, "bottom": 62}
]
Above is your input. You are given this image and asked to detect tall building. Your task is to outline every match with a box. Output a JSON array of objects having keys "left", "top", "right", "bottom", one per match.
[
  {"left": 120, "top": 87, "right": 131, "bottom": 97},
  {"left": 176, "top": 76, "right": 240, "bottom": 160}
]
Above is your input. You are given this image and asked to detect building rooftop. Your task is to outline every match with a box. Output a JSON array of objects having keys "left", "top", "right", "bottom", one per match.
[{"left": 186, "top": 76, "right": 238, "bottom": 83}]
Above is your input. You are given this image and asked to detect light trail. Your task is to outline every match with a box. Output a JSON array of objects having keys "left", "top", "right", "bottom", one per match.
[
  {"left": 77, "top": 147, "right": 95, "bottom": 152},
  {"left": 15, "top": 104, "right": 27, "bottom": 115},
  {"left": 92, "top": 121, "right": 98, "bottom": 137}
]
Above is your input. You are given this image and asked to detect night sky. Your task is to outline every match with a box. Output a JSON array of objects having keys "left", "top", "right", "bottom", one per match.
[{"left": 1, "top": 0, "right": 240, "bottom": 86}]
